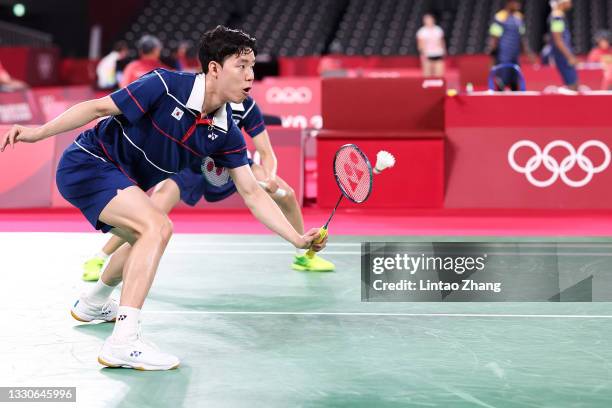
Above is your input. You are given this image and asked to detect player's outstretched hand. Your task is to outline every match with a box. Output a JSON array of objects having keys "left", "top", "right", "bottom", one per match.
[
  {"left": 298, "top": 227, "right": 328, "bottom": 252},
  {"left": 0, "top": 125, "right": 40, "bottom": 152}
]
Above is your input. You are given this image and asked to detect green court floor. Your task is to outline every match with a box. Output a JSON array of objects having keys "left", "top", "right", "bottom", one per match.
[{"left": 1, "top": 233, "right": 612, "bottom": 407}]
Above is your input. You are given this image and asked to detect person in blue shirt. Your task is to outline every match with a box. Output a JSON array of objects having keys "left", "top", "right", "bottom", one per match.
[
  {"left": 486, "top": 0, "right": 536, "bottom": 91},
  {"left": 81, "top": 96, "right": 335, "bottom": 281},
  {"left": 549, "top": 0, "right": 578, "bottom": 90},
  {"left": 0, "top": 26, "right": 326, "bottom": 371}
]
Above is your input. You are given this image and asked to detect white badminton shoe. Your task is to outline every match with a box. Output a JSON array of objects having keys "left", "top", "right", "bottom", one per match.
[
  {"left": 70, "top": 295, "right": 118, "bottom": 323},
  {"left": 97, "top": 332, "right": 180, "bottom": 371}
]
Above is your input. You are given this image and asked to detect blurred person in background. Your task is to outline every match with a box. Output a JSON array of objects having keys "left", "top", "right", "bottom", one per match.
[
  {"left": 486, "top": 0, "right": 537, "bottom": 91},
  {"left": 164, "top": 41, "right": 196, "bottom": 72},
  {"left": 587, "top": 30, "right": 612, "bottom": 90},
  {"left": 96, "top": 41, "right": 129, "bottom": 90},
  {"left": 416, "top": 13, "right": 446, "bottom": 78},
  {"left": 120, "top": 34, "right": 170, "bottom": 87},
  {"left": 318, "top": 40, "right": 345, "bottom": 77},
  {"left": 540, "top": 33, "right": 555, "bottom": 66},
  {"left": 549, "top": 0, "right": 578, "bottom": 90},
  {"left": 0, "top": 61, "right": 28, "bottom": 92}
]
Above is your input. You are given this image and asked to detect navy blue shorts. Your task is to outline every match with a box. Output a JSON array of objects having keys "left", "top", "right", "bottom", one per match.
[
  {"left": 494, "top": 62, "right": 521, "bottom": 91},
  {"left": 553, "top": 54, "right": 578, "bottom": 86},
  {"left": 56, "top": 142, "right": 135, "bottom": 232},
  {"left": 169, "top": 157, "right": 253, "bottom": 206}
]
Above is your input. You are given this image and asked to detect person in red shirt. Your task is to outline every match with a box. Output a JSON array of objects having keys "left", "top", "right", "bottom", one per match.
[
  {"left": 587, "top": 30, "right": 612, "bottom": 90},
  {"left": 119, "top": 35, "right": 170, "bottom": 87}
]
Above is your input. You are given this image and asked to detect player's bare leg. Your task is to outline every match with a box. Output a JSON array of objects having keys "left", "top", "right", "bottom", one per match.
[
  {"left": 85, "top": 185, "right": 179, "bottom": 370},
  {"left": 97, "top": 180, "right": 180, "bottom": 289}
]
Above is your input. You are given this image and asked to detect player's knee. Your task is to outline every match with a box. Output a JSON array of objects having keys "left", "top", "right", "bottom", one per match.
[
  {"left": 141, "top": 213, "right": 173, "bottom": 243},
  {"left": 284, "top": 186, "right": 296, "bottom": 201},
  {"left": 278, "top": 185, "right": 297, "bottom": 206},
  {"left": 157, "top": 215, "right": 173, "bottom": 243}
]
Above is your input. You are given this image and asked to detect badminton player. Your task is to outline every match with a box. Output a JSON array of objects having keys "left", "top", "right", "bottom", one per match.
[
  {"left": 486, "top": 0, "right": 537, "bottom": 91},
  {"left": 0, "top": 26, "right": 326, "bottom": 370},
  {"left": 82, "top": 96, "right": 334, "bottom": 282}
]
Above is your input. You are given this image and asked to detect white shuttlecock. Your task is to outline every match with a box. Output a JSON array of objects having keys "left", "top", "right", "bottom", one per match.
[{"left": 374, "top": 150, "right": 395, "bottom": 174}]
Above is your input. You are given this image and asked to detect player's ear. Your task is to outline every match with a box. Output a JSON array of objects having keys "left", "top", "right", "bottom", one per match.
[{"left": 208, "top": 61, "right": 219, "bottom": 78}]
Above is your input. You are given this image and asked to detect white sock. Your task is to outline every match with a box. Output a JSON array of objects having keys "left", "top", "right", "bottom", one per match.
[
  {"left": 111, "top": 306, "right": 141, "bottom": 342},
  {"left": 85, "top": 279, "right": 117, "bottom": 305},
  {"left": 296, "top": 248, "right": 306, "bottom": 256},
  {"left": 95, "top": 251, "right": 110, "bottom": 260}
]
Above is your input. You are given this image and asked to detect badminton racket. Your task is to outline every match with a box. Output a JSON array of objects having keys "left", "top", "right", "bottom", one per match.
[{"left": 306, "top": 146, "right": 396, "bottom": 258}]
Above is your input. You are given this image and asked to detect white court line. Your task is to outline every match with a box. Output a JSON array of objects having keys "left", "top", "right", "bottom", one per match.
[
  {"left": 171, "top": 242, "right": 361, "bottom": 246},
  {"left": 144, "top": 311, "right": 612, "bottom": 319},
  {"left": 168, "top": 250, "right": 360, "bottom": 255}
]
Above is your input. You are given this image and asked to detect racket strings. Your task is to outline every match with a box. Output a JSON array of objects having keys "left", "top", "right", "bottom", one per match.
[{"left": 334, "top": 146, "right": 372, "bottom": 203}]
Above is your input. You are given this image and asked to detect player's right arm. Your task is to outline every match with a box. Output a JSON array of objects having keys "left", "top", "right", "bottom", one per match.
[{"left": 0, "top": 96, "right": 120, "bottom": 152}]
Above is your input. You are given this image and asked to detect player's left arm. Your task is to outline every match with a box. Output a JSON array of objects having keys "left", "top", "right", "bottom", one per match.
[
  {"left": 242, "top": 100, "right": 279, "bottom": 190},
  {"left": 251, "top": 129, "right": 279, "bottom": 191}
]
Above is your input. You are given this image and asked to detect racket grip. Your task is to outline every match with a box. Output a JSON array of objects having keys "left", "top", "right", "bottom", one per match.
[{"left": 305, "top": 226, "right": 328, "bottom": 259}]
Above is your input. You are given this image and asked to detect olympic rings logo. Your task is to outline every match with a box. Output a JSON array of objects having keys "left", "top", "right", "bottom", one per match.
[
  {"left": 265, "top": 86, "right": 312, "bottom": 104},
  {"left": 508, "top": 140, "right": 611, "bottom": 188}
]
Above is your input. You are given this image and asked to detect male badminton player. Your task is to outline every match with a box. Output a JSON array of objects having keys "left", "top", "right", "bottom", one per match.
[
  {"left": 0, "top": 26, "right": 326, "bottom": 370},
  {"left": 82, "top": 95, "right": 334, "bottom": 282}
]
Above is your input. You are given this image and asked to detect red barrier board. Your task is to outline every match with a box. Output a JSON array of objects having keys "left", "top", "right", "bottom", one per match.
[
  {"left": 522, "top": 66, "right": 605, "bottom": 91},
  {"left": 0, "top": 47, "right": 59, "bottom": 86},
  {"left": 250, "top": 78, "right": 321, "bottom": 129},
  {"left": 0, "top": 90, "right": 45, "bottom": 124},
  {"left": 31, "top": 86, "right": 95, "bottom": 122},
  {"left": 445, "top": 95, "right": 612, "bottom": 208},
  {"left": 322, "top": 77, "right": 445, "bottom": 132},
  {"left": 0, "top": 125, "right": 55, "bottom": 208}
]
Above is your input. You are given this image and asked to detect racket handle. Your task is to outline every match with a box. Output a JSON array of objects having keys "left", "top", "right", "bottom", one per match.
[
  {"left": 305, "top": 226, "right": 328, "bottom": 259},
  {"left": 257, "top": 181, "right": 287, "bottom": 198}
]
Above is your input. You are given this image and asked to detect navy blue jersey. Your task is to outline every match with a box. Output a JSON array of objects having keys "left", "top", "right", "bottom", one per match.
[
  {"left": 489, "top": 10, "right": 526, "bottom": 63},
  {"left": 171, "top": 96, "right": 268, "bottom": 205},
  {"left": 230, "top": 96, "right": 266, "bottom": 137},
  {"left": 75, "top": 69, "right": 248, "bottom": 191}
]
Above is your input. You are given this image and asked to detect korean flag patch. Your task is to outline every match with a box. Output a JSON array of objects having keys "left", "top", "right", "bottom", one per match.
[{"left": 171, "top": 107, "right": 184, "bottom": 121}]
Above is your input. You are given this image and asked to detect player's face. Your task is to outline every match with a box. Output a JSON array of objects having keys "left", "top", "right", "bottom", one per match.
[{"left": 218, "top": 50, "right": 255, "bottom": 104}]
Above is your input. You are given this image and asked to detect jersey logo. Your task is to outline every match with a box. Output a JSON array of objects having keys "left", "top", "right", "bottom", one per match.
[
  {"left": 208, "top": 132, "right": 218, "bottom": 141},
  {"left": 171, "top": 107, "right": 184, "bottom": 121},
  {"left": 201, "top": 156, "right": 230, "bottom": 186}
]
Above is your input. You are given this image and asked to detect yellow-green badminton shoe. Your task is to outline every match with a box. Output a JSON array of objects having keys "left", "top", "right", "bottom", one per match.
[{"left": 292, "top": 254, "right": 335, "bottom": 272}]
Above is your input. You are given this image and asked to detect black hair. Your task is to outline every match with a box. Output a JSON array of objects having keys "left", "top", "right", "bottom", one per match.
[{"left": 198, "top": 25, "right": 257, "bottom": 74}]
